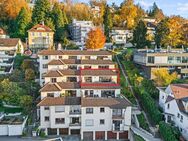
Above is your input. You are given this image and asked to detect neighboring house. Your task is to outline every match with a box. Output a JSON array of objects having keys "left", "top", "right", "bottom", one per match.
[
  {"left": 0, "top": 38, "right": 24, "bottom": 74},
  {"left": 0, "top": 114, "right": 27, "bottom": 136},
  {"left": 143, "top": 18, "right": 157, "bottom": 41},
  {"left": 0, "top": 28, "right": 9, "bottom": 39},
  {"left": 28, "top": 23, "right": 54, "bottom": 54},
  {"left": 110, "top": 27, "right": 133, "bottom": 45},
  {"left": 38, "top": 97, "right": 132, "bottom": 140},
  {"left": 38, "top": 50, "right": 114, "bottom": 85},
  {"left": 133, "top": 48, "right": 188, "bottom": 79},
  {"left": 69, "top": 19, "right": 94, "bottom": 45},
  {"left": 158, "top": 84, "right": 188, "bottom": 140}
]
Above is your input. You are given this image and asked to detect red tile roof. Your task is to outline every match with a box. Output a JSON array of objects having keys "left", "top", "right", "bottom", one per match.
[
  {"left": 0, "top": 38, "right": 20, "bottom": 47},
  {"left": 170, "top": 84, "right": 188, "bottom": 99},
  {"left": 28, "top": 24, "right": 54, "bottom": 32}
]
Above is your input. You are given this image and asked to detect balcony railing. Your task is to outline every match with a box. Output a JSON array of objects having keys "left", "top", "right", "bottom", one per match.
[
  {"left": 69, "top": 110, "right": 81, "bottom": 115},
  {"left": 69, "top": 122, "right": 81, "bottom": 126},
  {"left": 112, "top": 124, "right": 124, "bottom": 131}
]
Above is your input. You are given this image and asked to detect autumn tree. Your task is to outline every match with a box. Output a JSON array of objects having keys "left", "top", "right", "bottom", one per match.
[
  {"left": 182, "top": 23, "right": 188, "bottom": 46},
  {"left": 32, "top": 0, "right": 51, "bottom": 25},
  {"left": 120, "top": 0, "right": 138, "bottom": 29},
  {"left": 86, "top": 28, "right": 106, "bottom": 50},
  {"left": 153, "top": 68, "right": 177, "bottom": 86},
  {"left": 25, "top": 69, "right": 35, "bottom": 81},
  {"left": 103, "top": 5, "right": 112, "bottom": 42},
  {"left": 132, "top": 20, "right": 149, "bottom": 48},
  {"left": 13, "top": 7, "right": 31, "bottom": 40},
  {"left": 0, "top": 0, "right": 28, "bottom": 20}
]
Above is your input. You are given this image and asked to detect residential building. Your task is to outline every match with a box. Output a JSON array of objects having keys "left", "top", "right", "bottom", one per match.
[
  {"left": 133, "top": 48, "right": 188, "bottom": 79},
  {"left": 158, "top": 84, "right": 188, "bottom": 140},
  {"left": 0, "top": 28, "right": 9, "bottom": 38},
  {"left": 0, "top": 38, "right": 24, "bottom": 74},
  {"left": 91, "top": 6, "right": 100, "bottom": 18},
  {"left": 69, "top": 19, "right": 94, "bottom": 45},
  {"left": 28, "top": 23, "right": 54, "bottom": 54},
  {"left": 38, "top": 50, "right": 114, "bottom": 85},
  {"left": 143, "top": 18, "right": 157, "bottom": 41},
  {"left": 110, "top": 27, "right": 133, "bottom": 45},
  {"left": 38, "top": 97, "right": 132, "bottom": 140}
]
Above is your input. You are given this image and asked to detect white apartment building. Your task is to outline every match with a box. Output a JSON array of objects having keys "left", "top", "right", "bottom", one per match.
[
  {"left": 159, "top": 84, "right": 188, "bottom": 140},
  {"left": 38, "top": 50, "right": 114, "bottom": 85},
  {"left": 38, "top": 97, "right": 132, "bottom": 140},
  {"left": 69, "top": 19, "right": 94, "bottom": 45},
  {"left": 0, "top": 38, "right": 24, "bottom": 74},
  {"left": 110, "top": 28, "right": 133, "bottom": 45}
]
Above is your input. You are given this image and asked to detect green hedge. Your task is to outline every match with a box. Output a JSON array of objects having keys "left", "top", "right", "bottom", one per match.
[
  {"left": 159, "top": 121, "right": 179, "bottom": 141},
  {"left": 137, "top": 113, "right": 150, "bottom": 131}
]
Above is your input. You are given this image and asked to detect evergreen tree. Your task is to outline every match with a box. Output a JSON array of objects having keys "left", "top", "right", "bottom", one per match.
[
  {"left": 149, "top": 2, "right": 165, "bottom": 22},
  {"left": 13, "top": 7, "right": 31, "bottom": 40},
  {"left": 32, "top": 0, "right": 51, "bottom": 25},
  {"left": 155, "top": 18, "right": 169, "bottom": 48},
  {"left": 132, "top": 20, "right": 149, "bottom": 48},
  {"left": 103, "top": 5, "right": 112, "bottom": 42}
]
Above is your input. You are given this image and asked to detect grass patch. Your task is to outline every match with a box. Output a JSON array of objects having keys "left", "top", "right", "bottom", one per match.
[
  {"left": 137, "top": 112, "right": 150, "bottom": 132},
  {"left": 134, "top": 134, "right": 145, "bottom": 141},
  {"left": 0, "top": 106, "right": 23, "bottom": 113}
]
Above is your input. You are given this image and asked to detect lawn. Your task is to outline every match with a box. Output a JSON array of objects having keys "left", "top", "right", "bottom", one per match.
[
  {"left": 134, "top": 134, "right": 145, "bottom": 141},
  {"left": 137, "top": 112, "right": 150, "bottom": 132}
]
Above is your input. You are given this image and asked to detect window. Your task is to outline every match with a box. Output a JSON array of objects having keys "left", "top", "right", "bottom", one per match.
[
  {"left": 177, "top": 113, "right": 180, "bottom": 118},
  {"left": 100, "top": 108, "right": 105, "bottom": 113},
  {"left": 55, "top": 118, "right": 65, "bottom": 124},
  {"left": 55, "top": 106, "right": 65, "bottom": 112},
  {"left": 51, "top": 78, "right": 57, "bottom": 83},
  {"left": 47, "top": 93, "right": 54, "bottom": 97},
  {"left": 43, "top": 64, "right": 48, "bottom": 69},
  {"left": 148, "top": 56, "right": 154, "bottom": 64},
  {"left": 86, "top": 108, "right": 93, "bottom": 114},
  {"left": 43, "top": 56, "right": 48, "bottom": 60},
  {"left": 100, "top": 119, "right": 105, "bottom": 125},
  {"left": 44, "top": 116, "right": 49, "bottom": 121},
  {"left": 167, "top": 103, "right": 170, "bottom": 109},
  {"left": 44, "top": 107, "right": 49, "bottom": 110},
  {"left": 59, "top": 56, "right": 62, "bottom": 59},
  {"left": 180, "top": 115, "right": 183, "bottom": 122},
  {"left": 112, "top": 109, "right": 122, "bottom": 116},
  {"left": 85, "top": 119, "right": 94, "bottom": 126}
]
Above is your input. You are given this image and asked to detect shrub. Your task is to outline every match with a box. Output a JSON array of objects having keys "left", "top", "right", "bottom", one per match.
[{"left": 137, "top": 113, "right": 150, "bottom": 131}]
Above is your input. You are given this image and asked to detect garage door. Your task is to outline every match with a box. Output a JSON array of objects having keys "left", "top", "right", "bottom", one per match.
[
  {"left": 95, "top": 131, "right": 105, "bottom": 140},
  {"left": 107, "top": 131, "right": 117, "bottom": 139},
  {"left": 71, "top": 129, "right": 80, "bottom": 135},
  {"left": 83, "top": 131, "right": 93, "bottom": 141},
  {"left": 47, "top": 128, "right": 57, "bottom": 135},
  {"left": 119, "top": 131, "right": 128, "bottom": 139},
  {"left": 59, "top": 128, "right": 68, "bottom": 135}
]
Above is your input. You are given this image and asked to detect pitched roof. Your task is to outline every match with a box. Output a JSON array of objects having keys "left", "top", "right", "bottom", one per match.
[
  {"left": 170, "top": 84, "right": 188, "bottom": 99},
  {"left": 57, "top": 82, "right": 80, "bottom": 89},
  {"left": 0, "top": 38, "right": 20, "bottom": 47},
  {"left": 38, "top": 50, "right": 112, "bottom": 56},
  {"left": 81, "top": 97, "right": 131, "bottom": 109},
  {"left": 40, "top": 83, "right": 61, "bottom": 92},
  {"left": 165, "top": 95, "right": 174, "bottom": 103},
  {"left": 28, "top": 24, "right": 53, "bottom": 32},
  {"left": 48, "top": 59, "right": 115, "bottom": 65},
  {"left": 38, "top": 97, "right": 81, "bottom": 106},
  {"left": 45, "top": 70, "right": 79, "bottom": 77}
]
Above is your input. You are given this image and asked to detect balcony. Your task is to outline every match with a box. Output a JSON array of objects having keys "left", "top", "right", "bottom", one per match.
[
  {"left": 112, "top": 115, "right": 124, "bottom": 120},
  {"left": 69, "top": 110, "right": 81, "bottom": 115},
  {"left": 112, "top": 123, "right": 124, "bottom": 131},
  {"left": 69, "top": 122, "right": 81, "bottom": 127}
]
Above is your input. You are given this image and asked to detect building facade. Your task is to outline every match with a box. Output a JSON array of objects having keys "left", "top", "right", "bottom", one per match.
[
  {"left": 158, "top": 84, "right": 188, "bottom": 140},
  {"left": 37, "top": 49, "right": 132, "bottom": 140},
  {"left": 69, "top": 19, "right": 94, "bottom": 45},
  {"left": 133, "top": 49, "right": 188, "bottom": 79},
  {"left": 28, "top": 23, "right": 54, "bottom": 54},
  {"left": 0, "top": 38, "right": 24, "bottom": 74},
  {"left": 0, "top": 28, "right": 9, "bottom": 39}
]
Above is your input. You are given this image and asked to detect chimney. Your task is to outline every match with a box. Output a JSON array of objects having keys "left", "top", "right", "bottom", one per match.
[{"left": 41, "top": 21, "right": 44, "bottom": 26}]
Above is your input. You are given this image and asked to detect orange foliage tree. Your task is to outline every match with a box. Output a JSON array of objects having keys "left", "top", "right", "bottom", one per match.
[
  {"left": 0, "top": 0, "right": 28, "bottom": 19},
  {"left": 86, "top": 28, "right": 106, "bottom": 50}
]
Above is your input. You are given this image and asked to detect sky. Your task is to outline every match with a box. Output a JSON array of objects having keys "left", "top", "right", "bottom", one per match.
[{"left": 77, "top": 0, "right": 188, "bottom": 18}]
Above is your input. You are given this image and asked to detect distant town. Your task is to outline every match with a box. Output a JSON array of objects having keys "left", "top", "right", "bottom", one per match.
[{"left": 0, "top": 0, "right": 188, "bottom": 141}]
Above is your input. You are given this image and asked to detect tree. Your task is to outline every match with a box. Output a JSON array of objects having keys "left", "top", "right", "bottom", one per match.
[
  {"left": 25, "top": 69, "right": 35, "bottom": 81},
  {"left": 0, "top": 0, "right": 28, "bottom": 19},
  {"left": 155, "top": 18, "right": 169, "bottom": 47},
  {"left": 13, "top": 7, "right": 31, "bottom": 40},
  {"left": 149, "top": 2, "right": 165, "bottom": 22},
  {"left": 19, "top": 95, "right": 33, "bottom": 114},
  {"left": 153, "top": 68, "right": 177, "bottom": 86},
  {"left": 120, "top": 0, "right": 138, "bottom": 29},
  {"left": 86, "top": 28, "right": 106, "bottom": 50},
  {"left": 103, "top": 5, "right": 112, "bottom": 42},
  {"left": 21, "top": 59, "right": 35, "bottom": 71},
  {"left": 132, "top": 20, "right": 149, "bottom": 48},
  {"left": 32, "top": 0, "right": 51, "bottom": 25}
]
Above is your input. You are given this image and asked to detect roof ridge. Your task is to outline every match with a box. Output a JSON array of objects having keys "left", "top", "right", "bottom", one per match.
[
  {"left": 57, "top": 70, "right": 64, "bottom": 76},
  {"left": 54, "top": 83, "right": 62, "bottom": 90},
  {"left": 59, "top": 59, "right": 65, "bottom": 65}
]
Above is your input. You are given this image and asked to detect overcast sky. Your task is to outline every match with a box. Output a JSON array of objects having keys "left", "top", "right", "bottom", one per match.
[{"left": 77, "top": 0, "right": 188, "bottom": 18}]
